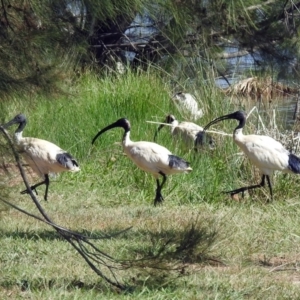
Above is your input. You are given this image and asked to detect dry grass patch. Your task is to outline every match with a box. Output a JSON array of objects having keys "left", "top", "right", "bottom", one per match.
[
  {"left": 224, "top": 76, "right": 298, "bottom": 100},
  {"left": 2, "top": 189, "right": 300, "bottom": 298}
]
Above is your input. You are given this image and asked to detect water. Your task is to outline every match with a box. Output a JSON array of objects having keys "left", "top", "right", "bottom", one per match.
[
  {"left": 276, "top": 97, "right": 298, "bottom": 129},
  {"left": 237, "top": 96, "right": 299, "bottom": 130}
]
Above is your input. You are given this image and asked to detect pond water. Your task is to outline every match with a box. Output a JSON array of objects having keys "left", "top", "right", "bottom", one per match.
[
  {"left": 239, "top": 96, "right": 299, "bottom": 131},
  {"left": 276, "top": 97, "right": 299, "bottom": 129}
]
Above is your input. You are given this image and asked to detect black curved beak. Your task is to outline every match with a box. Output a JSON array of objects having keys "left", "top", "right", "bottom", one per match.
[
  {"left": 2, "top": 118, "right": 18, "bottom": 129},
  {"left": 92, "top": 118, "right": 129, "bottom": 145},
  {"left": 203, "top": 112, "right": 236, "bottom": 131},
  {"left": 92, "top": 122, "right": 118, "bottom": 145},
  {"left": 153, "top": 124, "right": 165, "bottom": 141}
]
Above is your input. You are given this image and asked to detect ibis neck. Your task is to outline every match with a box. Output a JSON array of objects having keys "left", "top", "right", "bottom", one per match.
[
  {"left": 14, "top": 121, "right": 26, "bottom": 143},
  {"left": 233, "top": 118, "right": 245, "bottom": 141},
  {"left": 17, "top": 121, "right": 26, "bottom": 133},
  {"left": 122, "top": 129, "right": 131, "bottom": 146},
  {"left": 170, "top": 120, "right": 179, "bottom": 132},
  {"left": 14, "top": 131, "right": 23, "bottom": 143},
  {"left": 233, "top": 127, "right": 243, "bottom": 141}
]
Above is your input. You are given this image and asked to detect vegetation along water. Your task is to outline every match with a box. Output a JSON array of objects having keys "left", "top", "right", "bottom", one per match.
[{"left": 1, "top": 1, "right": 300, "bottom": 299}]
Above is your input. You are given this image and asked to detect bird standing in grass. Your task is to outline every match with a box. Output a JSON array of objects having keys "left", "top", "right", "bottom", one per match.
[
  {"left": 154, "top": 114, "right": 215, "bottom": 151},
  {"left": 1, "top": 114, "right": 80, "bottom": 201},
  {"left": 172, "top": 92, "right": 204, "bottom": 120},
  {"left": 92, "top": 118, "right": 192, "bottom": 206},
  {"left": 203, "top": 110, "right": 300, "bottom": 201}
]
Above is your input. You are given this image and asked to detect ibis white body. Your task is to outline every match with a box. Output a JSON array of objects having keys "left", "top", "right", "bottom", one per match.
[
  {"left": 92, "top": 118, "right": 192, "bottom": 205},
  {"left": 234, "top": 131, "right": 293, "bottom": 176},
  {"left": 155, "top": 114, "right": 215, "bottom": 150},
  {"left": 14, "top": 134, "right": 80, "bottom": 176},
  {"left": 170, "top": 119, "right": 203, "bottom": 148},
  {"left": 2, "top": 114, "right": 80, "bottom": 200},
  {"left": 204, "top": 110, "right": 300, "bottom": 200},
  {"left": 122, "top": 139, "right": 191, "bottom": 178},
  {"left": 172, "top": 92, "right": 204, "bottom": 120}
]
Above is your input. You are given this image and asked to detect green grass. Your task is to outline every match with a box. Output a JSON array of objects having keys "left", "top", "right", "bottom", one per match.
[{"left": 1, "top": 70, "right": 300, "bottom": 299}]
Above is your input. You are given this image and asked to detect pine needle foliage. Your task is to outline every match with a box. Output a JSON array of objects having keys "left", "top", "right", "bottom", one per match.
[{"left": 1, "top": 0, "right": 300, "bottom": 99}]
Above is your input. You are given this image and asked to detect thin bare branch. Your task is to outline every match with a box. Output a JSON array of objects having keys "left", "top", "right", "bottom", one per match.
[{"left": 0, "top": 126, "right": 128, "bottom": 290}]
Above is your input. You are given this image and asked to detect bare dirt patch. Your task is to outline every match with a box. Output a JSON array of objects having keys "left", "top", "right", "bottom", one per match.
[{"left": 0, "top": 163, "right": 38, "bottom": 187}]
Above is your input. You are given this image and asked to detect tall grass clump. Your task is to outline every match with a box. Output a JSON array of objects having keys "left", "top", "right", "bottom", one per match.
[
  {"left": 1, "top": 67, "right": 298, "bottom": 206},
  {"left": 0, "top": 68, "right": 227, "bottom": 209},
  {"left": 2, "top": 66, "right": 300, "bottom": 298},
  {"left": 0, "top": 67, "right": 286, "bottom": 208}
]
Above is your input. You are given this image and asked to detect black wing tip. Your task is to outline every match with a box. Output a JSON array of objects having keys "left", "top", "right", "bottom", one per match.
[
  {"left": 168, "top": 154, "right": 190, "bottom": 168},
  {"left": 56, "top": 152, "right": 79, "bottom": 168},
  {"left": 288, "top": 153, "right": 300, "bottom": 174}
]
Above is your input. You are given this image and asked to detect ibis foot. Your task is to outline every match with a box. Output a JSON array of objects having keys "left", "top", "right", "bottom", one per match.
[
  {"left": 21, "top": 186, "right": 38, "bottom": 196},
  {"left": 154, "top": 193, "right": 164, "bottom": 206},
  {"left": 223, "top": 187, "right": 248, "bottom": 198}
]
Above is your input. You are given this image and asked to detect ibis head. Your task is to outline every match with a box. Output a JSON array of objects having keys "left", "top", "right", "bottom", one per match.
[
  {"left": 2, "top": 113, "right": 27, "bottom": 129},
  {"left": 2, "top": 114, "right": 27, "bottom": 135},
  {"left": 203, "top": 110, "right": 247, "bottom": 131},
  {"left": 92, "top": 118, "right": 130, "bottom": 145},
  {"left": 159, "top": 114, "right": 176, "bottom": 130},
  {"left": 195, "top": 131, "right": 215, "bottom": 149},
  {"left": 154, "top": 114, "right": 176, "bottom": 141},
  {"left": 165, "top": 114, "right": 176, "bottom": 124}
]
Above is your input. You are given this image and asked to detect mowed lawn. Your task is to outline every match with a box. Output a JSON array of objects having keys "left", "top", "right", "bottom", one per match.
[{"left": 1, "top": 72, "right": 300, "bottom": 299}]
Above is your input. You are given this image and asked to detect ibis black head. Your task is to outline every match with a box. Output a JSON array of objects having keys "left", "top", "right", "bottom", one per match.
[
  {"left": 2, "top": 114, "right": 27, "bottom": 130},
  {"left": 92, "top": 118, "right": 130, "bottom": 145},
  {"left": 203, "top": 110, "right": 247, "bottom": 131},
  {"left": 173, "top": 92, "right": 185, "bottom": 101},
  {"left": 154, "top": 114, "right": 176, "bottom": 141},
  {"left": 165, "top": 114, "right": 176, "bottom": 124},
  {"left": 195, "top": 131, "right": 216, "bottom": 150}
]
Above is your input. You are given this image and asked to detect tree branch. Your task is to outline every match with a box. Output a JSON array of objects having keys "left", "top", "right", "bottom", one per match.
[{"left": 0, "top": 126, "right": 129, "bottom": 291}]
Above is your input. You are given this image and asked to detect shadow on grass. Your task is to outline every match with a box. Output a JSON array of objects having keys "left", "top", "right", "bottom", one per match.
[
  {"left": 0, "top": 275, "right": 183, "bottom": 295},
  {"left": 1, "top": 217, "right": 223, "bottom": 292},
  {"left": 1, "top": 216, "right": 222, "bottom": 266},
  {"left": 125, "top": 217, "right": 221, "bottom": 265},
  {"left": 0, "top": 227, "right": 133, "bottom": 241},
  {"left": 0, "top": 277, "right": 115, "bottom": 293},
  {"left": 1, "top": 220, "right": 221, "bottom": 264},
  {"left": 117, "top": 216, "right": 223, "bottom": 291}
]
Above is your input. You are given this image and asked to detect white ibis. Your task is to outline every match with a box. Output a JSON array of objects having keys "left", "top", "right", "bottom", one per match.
[
  {"left": 172, "top": 92, "right": 204, "bottom": 120},
  {"left": 1, "top": 114, "right": 80, "bottom": 201},
  {"left": 203, "top": 110, "right": 300, "bottom": 200},
  {"left": 154, "top": 114, "right": 215, "bottom": 151},
  {"left": 92, "top": 118, "right": 192, "bottom": 206}
]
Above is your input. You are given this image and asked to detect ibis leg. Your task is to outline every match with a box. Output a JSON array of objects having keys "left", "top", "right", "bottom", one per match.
[
  {"left": 43, "top": 174, "right": 50, "bottom": 201},
  {"left": 154, "top": 172, "right": 167, "bottom": 206},
  {"left": 223, "top": 175, "right": 272, "bottom": 199},
  {"left": 21, "top": 174, "right": 50, "bottom": 201},
  {"left": 266, "top": 175, "right": 273, "bottom": 201}
]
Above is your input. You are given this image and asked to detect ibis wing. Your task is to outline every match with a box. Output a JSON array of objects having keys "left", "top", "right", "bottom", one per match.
[
  {"left": 241, "top": 135, "right": 290, "bottom": 173},
  {"left": 56, "top": 152, "right": 79, "bottom": 169},
  {"left": 126, "top": 142, "right": 170, "bottom": 167},
  {"left": 19, "top": 137, "right": 79, "bottom": 173},
  {"left": 168, "top": 155, "right": 191, "bottom": 170},
  {"left": 125, "top": 142, "right": 191, "bottom": 175},
  {"left": 178, "top": 122, "right": 203, "bottom": 132}
]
